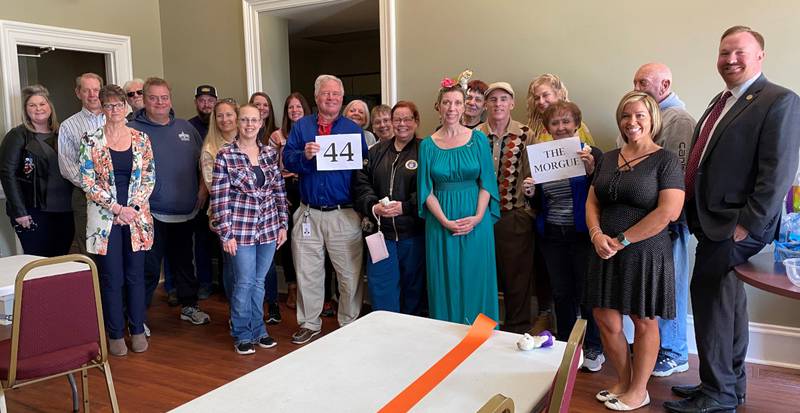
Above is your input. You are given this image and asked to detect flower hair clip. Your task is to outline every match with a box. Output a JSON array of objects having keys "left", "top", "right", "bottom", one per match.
[
  {"left": 440, "top": 77, "right": 456, "bottom": 88},
  {"left": 439, "top": 69, "right": 473, "bottom": 91}
]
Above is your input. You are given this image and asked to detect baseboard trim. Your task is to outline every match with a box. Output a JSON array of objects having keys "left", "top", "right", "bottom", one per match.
[{"left": 686, "top": 315, "right": 800, "bottom": 370}]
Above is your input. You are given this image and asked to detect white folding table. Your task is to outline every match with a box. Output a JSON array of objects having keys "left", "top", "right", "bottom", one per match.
[
  {"left": 171, "top": 311, "right": 565, "bottom": 412},
  {"left": 0, "top": 254, "right": 90, "bottom": 325}
]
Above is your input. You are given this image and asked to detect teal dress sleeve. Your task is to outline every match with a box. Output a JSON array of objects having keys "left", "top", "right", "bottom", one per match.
[
  {"left": 473, "top": 130, "right": 500, "bottom": 224},
  {"left": 417, "top": 136, "right": 433, "bottom": 220}
]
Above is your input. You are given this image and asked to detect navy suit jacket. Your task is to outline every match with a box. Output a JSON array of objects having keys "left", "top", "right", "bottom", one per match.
[{"left": 690, "top": 74, "right": 800, "bottom": 242}]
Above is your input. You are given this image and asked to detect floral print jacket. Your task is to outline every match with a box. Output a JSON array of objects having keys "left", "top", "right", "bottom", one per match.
[{"left": 79, "top": 127, "right": 155, "bottom": 255}]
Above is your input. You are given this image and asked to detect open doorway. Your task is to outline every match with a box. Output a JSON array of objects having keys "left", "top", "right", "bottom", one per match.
[
  {"left": 287, "top": 0, "right": 380, "bottom": 112},
  {"left": 17, "top": 45, "right": 108, "bottom": 119},
  {"left": 251, "top": 0, "right": 388, "bottom": 122}
]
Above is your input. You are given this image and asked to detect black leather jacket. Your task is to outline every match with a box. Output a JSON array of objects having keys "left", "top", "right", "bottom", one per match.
[
  {"left": 352, "top": 138, "right": 424, "bottom": 240},
  {"left": 0, "top": 124, "right": 59, "bottom": 217}
]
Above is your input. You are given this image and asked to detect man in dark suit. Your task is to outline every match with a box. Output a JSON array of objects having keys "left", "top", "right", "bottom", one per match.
[{"left": 665, "top": 26, "right": 800, "bottom": 413}]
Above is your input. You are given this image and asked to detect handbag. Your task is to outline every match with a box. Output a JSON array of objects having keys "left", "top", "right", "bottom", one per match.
[{"left": 364, "top": 205, "right": 389, "bottom": 263}]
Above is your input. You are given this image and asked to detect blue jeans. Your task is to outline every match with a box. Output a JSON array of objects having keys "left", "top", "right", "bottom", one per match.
[
  {"left": 366, "top": 235, "right": 425, "bottom": 314},
  {"left": 97, "top": 225, "right": 146, "bottom": 339},
  {"left": 222, "top": 252, "right": 236, "bottom": 301},
  {"left": 659, "top": 223, "right": 690, "bottom": 361},
  {"left": 229, "top": 242, "right": 276, "bottom": 345}
]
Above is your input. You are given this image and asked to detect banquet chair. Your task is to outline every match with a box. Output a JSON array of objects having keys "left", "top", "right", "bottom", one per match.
[
  {"left": 0, "top": 254, "right": 119, "bottom": 412},
  {"left": 543, "top": 318, "right": 587, "bottom": 413},
  {"left": 476, "top": 393, "right": 515, "bottom": 413}
]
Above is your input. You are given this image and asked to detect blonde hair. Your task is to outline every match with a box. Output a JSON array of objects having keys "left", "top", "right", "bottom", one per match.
[
  {"left": 343, "top": 99, "right": 370, "bottom": 129},
  {"left": 202, "top": 99, "right": 239, "bottom": 161},
  {"left": 615, "top": 91, "right": 662, "bottom": 143},
  {"left": 525, "top": 74, "right": 570, "bottom": 138}
]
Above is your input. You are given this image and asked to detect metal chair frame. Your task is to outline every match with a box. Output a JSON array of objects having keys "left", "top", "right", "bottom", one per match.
[{"left": 0, "top": 254, "right": 119, "bottom": 413}]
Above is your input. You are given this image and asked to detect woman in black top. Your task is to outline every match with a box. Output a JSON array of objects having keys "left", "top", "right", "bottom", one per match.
[
  {"left": 353, "top": 101, "right": 425, "bottom": 314},
  {"left": 0, "top": 85, "right": 73, "bottom": 256},
  {"left": 585, "top": 91, "right": 684, "bottom": 410}
]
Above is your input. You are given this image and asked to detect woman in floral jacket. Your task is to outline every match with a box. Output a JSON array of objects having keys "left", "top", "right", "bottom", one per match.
[{"left": 80, "top": 84, "right": 155, "bottom": 357}]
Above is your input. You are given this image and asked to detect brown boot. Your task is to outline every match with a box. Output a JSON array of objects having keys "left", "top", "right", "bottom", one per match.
[
  {"left": 286, "top": 283, "right": 297, "bottom": 309},
  {"left": 109, "top": 338, "right": 128, "bottom": 357},
  {"left": 131, "top": 333, "right": 148, "bottom": 353}
]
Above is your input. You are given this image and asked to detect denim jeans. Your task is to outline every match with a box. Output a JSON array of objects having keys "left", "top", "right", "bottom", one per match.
[
  {"left": 229, "top": 242, "right": 276, "bottom": 345},
  {"left": 366, "top": 235, "right": 426, "bottom": 314},
  {"left": 222, "top": 252, "right": 236, "bottom": 301},
  {"left": 658, "top": 223, "right": 690, "bottom": 361}
]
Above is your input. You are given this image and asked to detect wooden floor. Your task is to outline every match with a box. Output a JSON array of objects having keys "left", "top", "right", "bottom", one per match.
[{"left": 5, "top": 289, "right": 800, "bottom": 412}]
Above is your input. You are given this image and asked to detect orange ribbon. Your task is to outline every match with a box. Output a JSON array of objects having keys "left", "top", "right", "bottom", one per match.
[{"left": 378, "top": 314, "right": 498, "bottom": 413}]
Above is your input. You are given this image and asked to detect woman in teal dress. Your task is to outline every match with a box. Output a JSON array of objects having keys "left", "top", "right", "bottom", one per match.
[{"left": 417, "top": 78, "right": 500, "bottom": 324}]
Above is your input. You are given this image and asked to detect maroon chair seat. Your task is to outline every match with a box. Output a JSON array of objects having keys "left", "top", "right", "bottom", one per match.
[{"left": 0, "top": 340, "right": 99, "bottom": 380}]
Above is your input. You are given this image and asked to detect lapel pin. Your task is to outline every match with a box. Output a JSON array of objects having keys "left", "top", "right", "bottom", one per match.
[{"left": 746, "top": 94, "right": 753, "bottom": 101}]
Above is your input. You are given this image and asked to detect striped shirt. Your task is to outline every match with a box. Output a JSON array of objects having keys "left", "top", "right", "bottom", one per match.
[
  {"left": 58, "top": 107, "right": 105, "bottom": 187},
  {"left": 542, "top": 178, "right": 574, "bottom": 225},
  {"left": 210, "top": 141, "right": 288, "bottom": 245}
]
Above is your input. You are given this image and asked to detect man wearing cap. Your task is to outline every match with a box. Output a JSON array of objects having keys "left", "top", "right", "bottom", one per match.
[
  {"left": 283, "top": 74, "right": 368, "bottom": 345},
  {"left": 124, "top": 78, "right": 145, "bottom": 121},
  {"left": 188, "top": 85, "right": 217, "bottom": 139},
  {"left": 476, "top": 82, "right": 536, "bottom": 333}
]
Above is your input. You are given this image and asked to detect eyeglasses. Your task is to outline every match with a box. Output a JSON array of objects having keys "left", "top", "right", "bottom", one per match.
[
  {"left": 126, "top": 89, "right": 143, "bottom": 98},
  {"left": 318, "top": 91, "right": 343, "bottom": 98},
  {"left": 393, "top": 117, "right": 415, "bottom": 124},
  {"left": 102, "top": 102, "right": 126, "bottom": 111}
]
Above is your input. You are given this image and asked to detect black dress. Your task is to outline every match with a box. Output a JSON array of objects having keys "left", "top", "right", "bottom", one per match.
[{"left": 584, "top": 148, "right": 683, "bottom": 319}]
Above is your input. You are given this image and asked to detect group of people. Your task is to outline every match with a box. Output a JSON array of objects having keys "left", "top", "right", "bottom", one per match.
[{"left": 1, "top": 25, "right": 798, "bottom": 412}]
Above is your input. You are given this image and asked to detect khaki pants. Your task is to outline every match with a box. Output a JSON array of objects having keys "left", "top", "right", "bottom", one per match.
[{"left": 292, "top": 204, "right": 363, "bottom": 330}]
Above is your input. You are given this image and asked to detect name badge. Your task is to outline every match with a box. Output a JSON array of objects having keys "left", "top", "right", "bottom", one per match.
[
  {"left": 301, "top": 222, "right": 312, "bottom": 239},
  {"left": 316, "top": 134, "right": 363, "bottom": 171}
]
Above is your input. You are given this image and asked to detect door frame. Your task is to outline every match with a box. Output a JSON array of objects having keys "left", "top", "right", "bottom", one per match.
[
  {"left": 0, "top": 19, "right": 133, "bottom": 129},
  {"left": 241, "top": 0, "right": 397, "bottom": 105}
]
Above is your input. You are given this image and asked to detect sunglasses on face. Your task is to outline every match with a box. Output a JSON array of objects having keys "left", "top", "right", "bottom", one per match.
[{"left": 126, "top": 90, "right": 144, "bottom": 98}]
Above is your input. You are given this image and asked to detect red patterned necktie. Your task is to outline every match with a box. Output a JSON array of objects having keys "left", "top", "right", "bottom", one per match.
[{"left": 684, "top": 91, "right": 733, "bottom": 199}]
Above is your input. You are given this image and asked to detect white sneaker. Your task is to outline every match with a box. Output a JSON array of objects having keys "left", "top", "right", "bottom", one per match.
[
  {"left": 143, "top": 322, "right": 151, "bottom": 338},
  {"left": 582, "top": 349, "right": 605, "bottom": 372}
]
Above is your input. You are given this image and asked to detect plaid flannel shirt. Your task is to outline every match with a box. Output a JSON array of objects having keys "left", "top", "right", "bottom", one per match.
[{"left": 210, "top": 141, "right": 288, "bottom": 245}]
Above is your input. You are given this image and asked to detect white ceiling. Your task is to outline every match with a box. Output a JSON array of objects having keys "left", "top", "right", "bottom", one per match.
[{"left": 265, "top": 0, "right": 379, "bottom": 37}]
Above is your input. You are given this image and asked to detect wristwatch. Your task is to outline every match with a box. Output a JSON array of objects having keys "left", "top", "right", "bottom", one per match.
[{"left": 615, "top": 232, "right": 630, "bottom": 247}]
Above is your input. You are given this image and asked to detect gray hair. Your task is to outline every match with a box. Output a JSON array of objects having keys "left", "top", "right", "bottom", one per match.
[
  {"left": 314, "top": 74, "right": 344, "bottom": 97},
  {"left": 123, "top": 78, "right": 144, "bottom": 92}
]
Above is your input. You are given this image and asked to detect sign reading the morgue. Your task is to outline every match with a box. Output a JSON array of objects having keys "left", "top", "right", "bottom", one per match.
[
  {"left": 526, "top": 137, "right": 585, "bottom": 184},
  {"left": 316, "top": 134, "right": 363, "bottom": 171}
]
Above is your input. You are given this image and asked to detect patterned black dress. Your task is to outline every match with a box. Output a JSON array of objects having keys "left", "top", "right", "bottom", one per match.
[{"left": 584, "top": 148, "right": 683, "bottom": 319}]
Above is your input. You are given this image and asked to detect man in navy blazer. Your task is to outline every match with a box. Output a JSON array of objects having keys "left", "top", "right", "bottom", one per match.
[{"left": 665, "top": 26, "right": 800, "bottom": 413}]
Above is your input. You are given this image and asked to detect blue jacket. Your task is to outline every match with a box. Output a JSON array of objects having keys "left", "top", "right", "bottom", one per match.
[
  {"left": 283, "top": 114, "right": 367, "bottom": 206},
  {"left": 128, "top": 109, "right": 202, "bottom": 215}
]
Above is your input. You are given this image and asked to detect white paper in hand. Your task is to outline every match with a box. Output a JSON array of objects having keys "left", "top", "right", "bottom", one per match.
[
  {"left": 526, "top": 137, "right": 585, "bottom": 184},
  {"left": 316, "top": 134, "right": 363, "bottom": 171}
]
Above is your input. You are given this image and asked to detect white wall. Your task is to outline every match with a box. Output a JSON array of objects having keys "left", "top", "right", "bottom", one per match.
[{"left": 259, "top": 13, "right": 291, "bottom": 124}]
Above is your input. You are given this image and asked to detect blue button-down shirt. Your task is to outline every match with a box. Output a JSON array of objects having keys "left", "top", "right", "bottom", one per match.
[{"left": 283, "top": 114, "right": 367, "bottom": 206}]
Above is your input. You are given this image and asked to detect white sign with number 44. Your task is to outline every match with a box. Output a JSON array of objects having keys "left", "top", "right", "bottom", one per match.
[{"left": 315, "top": 134, "right": 363, "bottom": 171}]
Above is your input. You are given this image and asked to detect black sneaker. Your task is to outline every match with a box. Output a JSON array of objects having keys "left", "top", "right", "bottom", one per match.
[
  {"left": 267, "top": 302, "right": 282, "bottom": 325},
  {"left": 256, "top": 336, "right": 277, "bottom": 349},
  {"left": 235, "top": 342, "right": 255, "bottom": 355}
]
